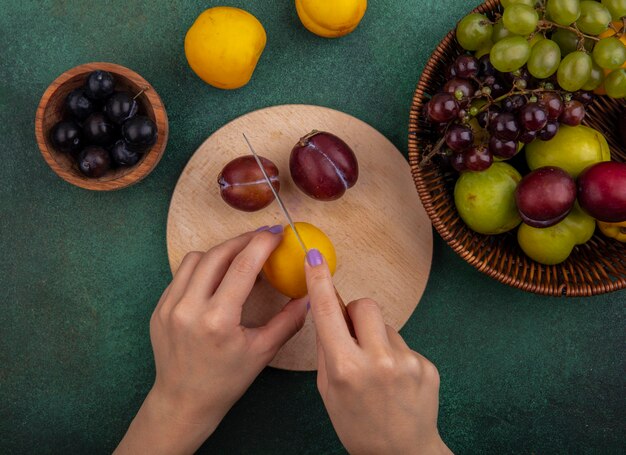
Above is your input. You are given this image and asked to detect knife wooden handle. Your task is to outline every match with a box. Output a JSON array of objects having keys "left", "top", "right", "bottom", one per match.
[{"left": 334, "top": 288, "right": 356, "bottom": 338}]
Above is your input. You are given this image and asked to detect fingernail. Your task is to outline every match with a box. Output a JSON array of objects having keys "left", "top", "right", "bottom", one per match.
[
  {"left": 306, "top": 301, "right": 311, "bottom": 312},
  {"left": 268, "top": 224, "right": 284, "bottom": 234},
  {"left": 255, "top": 225, "right": 269, "bottom": 232},
  {"left": 306, "top": 248, "right": 323, "bottom": 267}
]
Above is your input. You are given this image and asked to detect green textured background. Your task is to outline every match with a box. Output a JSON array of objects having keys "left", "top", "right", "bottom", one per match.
[{"left": 1, "top": 1, "right": 624, "bottom": 453}]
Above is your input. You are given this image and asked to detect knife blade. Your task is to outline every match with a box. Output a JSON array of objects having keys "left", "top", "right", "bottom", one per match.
[
  {"left": 242, "top": 133, "right": 308, "bottom": 254},
  {"left": 242, "top": 133, "right": 354, "bottom": 337}
]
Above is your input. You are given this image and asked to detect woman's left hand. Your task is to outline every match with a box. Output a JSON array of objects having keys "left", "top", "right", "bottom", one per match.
[{"left": 116, "top": 226, "right": 307, "bottom": 454}]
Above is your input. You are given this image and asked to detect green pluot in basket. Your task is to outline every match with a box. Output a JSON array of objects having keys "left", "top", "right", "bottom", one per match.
[
  {"left": 454, "top": 162, "right": 522, "bottom": 235},
  {"left": 525, "top": 125, "right": 611, "bottom": 178}
]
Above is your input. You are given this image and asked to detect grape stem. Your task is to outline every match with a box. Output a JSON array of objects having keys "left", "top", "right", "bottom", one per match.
[
  {"left": 537, "top": 19, "right": 600, "bottom": 43},
  {"left": 419, "top": 134, "right": 448, "bottom": 168}
]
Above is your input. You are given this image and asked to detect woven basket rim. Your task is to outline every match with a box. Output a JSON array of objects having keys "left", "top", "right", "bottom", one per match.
[{"left": 407, "top": 0, "right": 626, "bottom": 297}]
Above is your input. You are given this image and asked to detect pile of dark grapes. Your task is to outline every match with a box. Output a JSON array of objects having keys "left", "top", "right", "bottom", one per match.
[
  {"left": 49, "top": 70, "right": 158, "bottom": 178},
  {"left": 425, "top": 53, "right": 593, "bottom": 172}
]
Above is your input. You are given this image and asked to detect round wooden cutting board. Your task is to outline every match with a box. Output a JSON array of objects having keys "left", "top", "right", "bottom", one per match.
[{"left": 166, "top": 104, "right": 433, "bottom": 371}]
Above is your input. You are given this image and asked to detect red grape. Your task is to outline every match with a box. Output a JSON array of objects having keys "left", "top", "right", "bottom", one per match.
[
  {"left": 560, "top": 100, "right": 586, "bottom": 126},
  {"left": 451, "top": 152, "right": 467, "bottom": 172},
  {"left": 489, "top": 136, "right": 518, "bottom": 159},
  {"left": 445, "top": 124, "right": 474, "bottom": 152},
  {"left": 465, "top": 145, "right": 493, "bottom": 171},
  {"left": 490, "top": 112, "right": 521, "bottom": 141},
  {"left": 427, "top": 93, "right": 460, "bottom": 123},
  {"left": 538, "top": 92, "right": 564, "bottom": 120},
  {"left": 453, "top": 55, "right": 479, "bottom": 78},
  {"left": 502, "top": 95, "right": 526, "bottom": 112},
  {"left": 519, "top": 103, "right": 548, "bottom": 132},
  {"left": 538, "top": 121, "right": 559, "bottom": 141},
  {"left": 444, "top": 78, "right": 475, "bottom": 106}
]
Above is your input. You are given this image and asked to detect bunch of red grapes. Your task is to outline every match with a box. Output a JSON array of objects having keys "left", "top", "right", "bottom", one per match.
[{"left": 425, "top": 53, "right": 594, "bottom": 172}]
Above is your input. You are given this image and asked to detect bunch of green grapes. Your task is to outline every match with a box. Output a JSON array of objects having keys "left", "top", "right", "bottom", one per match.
[{"left": 456, "top": 0, "right": 626, "bottom": 98}]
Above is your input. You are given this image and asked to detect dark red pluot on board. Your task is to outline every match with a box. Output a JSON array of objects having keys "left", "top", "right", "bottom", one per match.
[
  {"left": 290, "top": 130, "right": 359, "bottom": 201},
  {"left": 515, "top": 166, "right": 576, "bottom": 228},
  {"left": 218, "top": 155, "right": 280, "bottom": 212},
  {"left": 577, "top": 161, "right": 626, "bottom": 223}
]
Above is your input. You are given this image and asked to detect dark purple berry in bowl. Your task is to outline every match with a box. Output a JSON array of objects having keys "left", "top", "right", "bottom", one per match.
[
  {"left": 78, "top": 146, "right": 111, "bottom": 178},
  {"left": 83, "top": 112, "right": 116, "bottom": 146},
  {"left": 105, "top": 91, "right": 139, "bottom": 124},
  {"left": 64, "top": 88, "right": 95, "bottom": 120},
  {"left": 50, "top": 120, "right": 82, "bottom": 153},
  {"left": 85, "top": 70, "right": 115, "bottom": 100},
  {"left": 110, "top": 140, "right": 142, "bottom": 167},
  {"left": 122, "top": 115, "right": 158, "bottom": 152}
]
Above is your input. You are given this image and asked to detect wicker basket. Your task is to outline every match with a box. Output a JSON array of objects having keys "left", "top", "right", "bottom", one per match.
[{"left": 408, "top": 0, "right": 626, "bottom": 296}]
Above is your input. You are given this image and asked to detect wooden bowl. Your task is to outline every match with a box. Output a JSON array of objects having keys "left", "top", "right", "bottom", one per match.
[
  {"left": 408, "top": 0, "right": 626, "bottom": 297},
  {"left": 35, "top": 62, "right": 168, "bottom": 191}
]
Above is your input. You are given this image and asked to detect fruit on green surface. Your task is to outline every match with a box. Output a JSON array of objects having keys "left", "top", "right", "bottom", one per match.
[
  {"left": 296, "top": 0, "right": 367, "bottom": 38},
  {"left": 577, "top": 161, "right": 626, "bottom": 222},
  {"left": 456, "top": 13, "right": 493, "bottom": 51},
  {"left": 525, "top": 125, "right": 610, "bottom": 177},
  {"left": 557, "top": 51, "right": 593, "bottom": 92},
  {"left": 517, "top": 204, "right": 595, "bottom": 265},
  {"left": 527, "top": 38, "right": 561, "bottom": 79},
  {"left": 503, "top": 4, "right": 539, "bottom": 36},
  {"left": 78, "top": 146, "right": 111, "bottom": 178},
  {"left": 184, "top": 7, "right": 267, "bottom": 89},
  {"left": 121, "top": 116, "right": 158, "bottom": 152},
  {"left": 576, "top": 1, "right": 612, "bottom": 35},
  {"left": 515, "top": 166, "right": 576, "bottom": 228},
  {"left": 454, "top": 162, "right": 522, "bottom": 234},
  {"left": 218, "top": 155, "right": 280, "bottom": 212},
  {"left": 489, "top": 36, "right": 531, "bottom": 72},
  {"left": 50, "top": 120, "right": 82, "bottom": 153},
  {"left": 547, "top": 0, "right": 582, "bottom": 26}
]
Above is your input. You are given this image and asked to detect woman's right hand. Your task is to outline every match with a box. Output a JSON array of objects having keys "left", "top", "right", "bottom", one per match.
[{"left": 304, "top": 249, "right": 451, "bottom": 455}]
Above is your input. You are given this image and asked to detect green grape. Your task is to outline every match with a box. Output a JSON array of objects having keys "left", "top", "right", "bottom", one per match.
[
  {"left": 528, "top": 39, "right": 562, "bottom": 78},
  {"left": 592, "top": 37, "right": 626, "bottom": 69},
  {"left": 557, "top": 51, "right": 593, "bottom": 91},
  {"left": 576, "top": 1, "right": 612, "bottom": 35},
  {"left": 457, "top": 13, "right": 493, "bottom": 50},
  {"left": 602, "top": 0, "right": 626, "bottom": 20},
  {"left": 582, "top": 61, "right": 605, "bottom": 90},
  {"left": 604, "top": 68, "right": 626, "bottom": 97},
  {"left": 490, "top": 36, "right": 532, "bottom": 72},
  {"left": 529, "top": 34, "right": 545, "bottom": 47},
  {"left": 492, "top": 19, "right": 516, "bottom": 42},
  {"left": 546, "top": 0, "right": 581, "bottom": 25},
  {"left": 551, "top": 28, "right": 594, "bottom": 55},
  {"left": 476, "top": 40, "right": 494, "bottom": 59},
  {"left": 501, "top": 0, "right": 536, "bottom": 6},
  {"left": 503, "top": 4, "right": 539, "bottom": 35}
]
